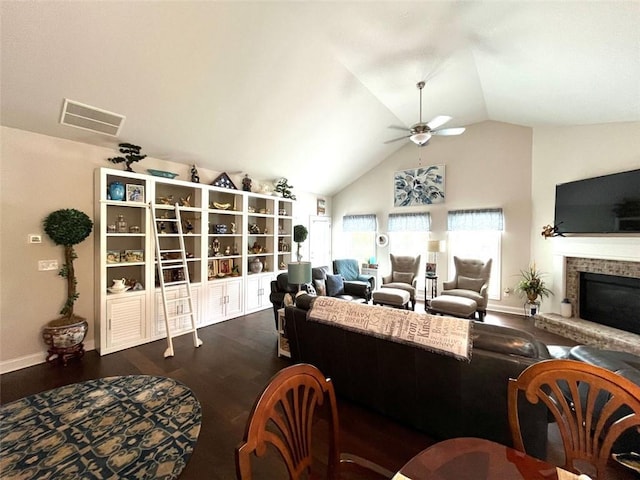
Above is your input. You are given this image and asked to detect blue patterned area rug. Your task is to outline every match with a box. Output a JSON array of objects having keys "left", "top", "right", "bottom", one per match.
[{"left": 0, "top": 375, "right": 201, "bottom": 480}]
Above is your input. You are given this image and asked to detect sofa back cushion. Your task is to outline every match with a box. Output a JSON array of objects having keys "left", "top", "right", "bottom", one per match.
[
  {"left": 472, "top": 323, "right": 543, "bottom": 358},
  {"left": 314, "top": 279, "right": 327, "bottom": 296}
]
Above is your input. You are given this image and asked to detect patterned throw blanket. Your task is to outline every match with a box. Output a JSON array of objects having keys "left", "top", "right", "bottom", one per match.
[{"left": 308, "top": 297, "right": 473, "bottom": 361}]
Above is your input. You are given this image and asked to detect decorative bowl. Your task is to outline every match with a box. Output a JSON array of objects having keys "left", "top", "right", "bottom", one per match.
[{"left": 147, "top": 169, "right": 178, "bottom": 179}]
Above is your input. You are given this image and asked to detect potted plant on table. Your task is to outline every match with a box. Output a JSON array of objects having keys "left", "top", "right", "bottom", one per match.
[
  {"left": 42, "top": 208, "right": 93, "bottom": 364},
  {"left": 516, "top": 263, "right": 553, "bottom": 314}
]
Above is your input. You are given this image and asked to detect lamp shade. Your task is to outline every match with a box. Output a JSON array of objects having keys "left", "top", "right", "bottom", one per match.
[
  {"left": 410, "top": 132, "right": 432, "bottom": 146},
  {"left": 427, "top": 240, "right": 445, "bottom": 253},
  {"left": 288, "top": 262, "right": 312, "bottom": 285}
]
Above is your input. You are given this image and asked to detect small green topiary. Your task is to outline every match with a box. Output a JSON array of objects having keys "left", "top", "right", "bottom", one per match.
[
  {"left": 293, "top": 224, "right": 308, "bottom": 262},
  {"left": 43, "top": 209, "right": 93, "bottom": 323}
]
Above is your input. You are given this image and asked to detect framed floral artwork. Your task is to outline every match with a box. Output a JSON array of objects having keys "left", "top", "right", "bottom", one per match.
[{"left": 393, "top": 165, "right": 445, "bottom": 206}]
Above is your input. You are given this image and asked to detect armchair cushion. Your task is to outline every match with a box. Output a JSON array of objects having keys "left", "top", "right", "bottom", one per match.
[
  {"left": 326, "top": 274, "right": 345, "bottom": 297},
  {"left": 392, "top": 272, "right": 414, "bottom": 284},
  {"left": 457, "top": 276, "right": 485, "bottom": 292}
]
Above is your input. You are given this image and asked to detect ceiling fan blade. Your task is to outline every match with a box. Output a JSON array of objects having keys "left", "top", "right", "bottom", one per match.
[
  {"left": 426, "top": 115, "right": 452, "bottom": 130},
  {"left": 388, "top": 125, "right": 409, "bottom": 131},
  {"left": 432, "top": 127, "right": 466, "bottom": 136},
  {"left": 384, "top": 135, "right": 410, "bottom": 144}
]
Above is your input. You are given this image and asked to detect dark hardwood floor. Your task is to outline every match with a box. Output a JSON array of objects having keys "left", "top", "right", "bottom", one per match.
[{"left": 1, "top": 306, "right": 578, "bottom": 479}]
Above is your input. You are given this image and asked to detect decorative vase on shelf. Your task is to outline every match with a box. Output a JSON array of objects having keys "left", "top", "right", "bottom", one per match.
[
  {"left": 560, "top": 298, "right": 572, "bottom": 318},
  {"left": 109, "top": 182, "right": 125, "bottom": 201},
  {"left": 250, "top": 258, "right": 263, "bottom": 273}
]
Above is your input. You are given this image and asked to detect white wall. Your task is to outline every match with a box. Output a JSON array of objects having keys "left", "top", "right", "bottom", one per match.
[
  {"left": 0, "top": 126, "right": 321, "bottom": 371},
  {"left": 332, "top": 120, "right": 534, "bottom": 313},
  {"left": 530, "top": 121, "right": 640, "bottom": 312}
]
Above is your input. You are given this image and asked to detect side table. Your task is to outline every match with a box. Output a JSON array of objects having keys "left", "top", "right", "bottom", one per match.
[
  {"left": 277, "top": 308, "right": 291, "bottom": 358},
  {"left": 424, "top": 274, "right": 438, "bottom": 311}
]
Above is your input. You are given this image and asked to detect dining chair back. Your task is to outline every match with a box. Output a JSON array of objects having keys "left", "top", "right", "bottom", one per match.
[
  {"left": 235, "top": 363, "right": 393, "bottom": 480},
  {"left": 508, "top": 359, "right": 640, "bottom": 478}
]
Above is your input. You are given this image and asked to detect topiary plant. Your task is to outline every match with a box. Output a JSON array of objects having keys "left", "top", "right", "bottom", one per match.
[
  {"left": 43, "top": 208, "right": 93, "bottom": 325},
  {"left": 293, "top": 224, "right": 308, "bottom": 262}
]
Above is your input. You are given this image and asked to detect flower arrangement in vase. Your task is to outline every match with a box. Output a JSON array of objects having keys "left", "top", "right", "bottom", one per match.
[{"left": 516, "top": 263, "right": 553, "bottom": 304}]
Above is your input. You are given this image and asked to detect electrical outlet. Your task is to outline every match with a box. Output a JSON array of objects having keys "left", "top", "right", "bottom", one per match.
[
  {"left": 38, "top": 260, "right": 58, "bottom": 271},
  {"left": 29, "top": 234, "right": 42, "bottom": 244},
  {"left": 503, "top": 287, "right": 511, "bottom": 297}
]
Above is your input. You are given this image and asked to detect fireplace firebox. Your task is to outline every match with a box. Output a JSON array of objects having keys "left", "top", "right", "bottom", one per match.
[{"left": 579, "top": 272, "right": 640, "bottom": 335}]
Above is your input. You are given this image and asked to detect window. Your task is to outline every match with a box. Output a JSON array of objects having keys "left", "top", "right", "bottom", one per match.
[
  {"left": 447, "top": 209, "right": 503, "bottom": 300},
  {"left": 342, "top": 214, "right": 377, "bottom": 264},
  {"left": 388, "top": 213, "right": 431, "bottom": 295}
]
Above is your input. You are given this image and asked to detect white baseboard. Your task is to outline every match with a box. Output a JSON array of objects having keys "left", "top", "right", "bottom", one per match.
[{"left": 0, "top": 340, "right": 95, "bottom": 374}]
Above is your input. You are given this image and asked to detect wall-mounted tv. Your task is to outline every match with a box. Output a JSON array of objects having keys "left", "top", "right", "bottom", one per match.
[{"left": 554, "top": 169, "right": 640, "bottom": 234}]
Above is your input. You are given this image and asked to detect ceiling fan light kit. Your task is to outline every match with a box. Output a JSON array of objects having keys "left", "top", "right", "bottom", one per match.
[
  {"left": 410, "top": 132, "right": 432, "bottom": 146},
  {"left": 387, "top": 81, "right": 465, "bottom": 147}
]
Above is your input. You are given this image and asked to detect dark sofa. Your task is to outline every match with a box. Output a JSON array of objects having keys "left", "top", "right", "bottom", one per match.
[
  {"left": 269, "top": 267, "right": 371, "bottom": 326},
  {"left": 284, "top": 295, "right": 553, "bottom": 459}
]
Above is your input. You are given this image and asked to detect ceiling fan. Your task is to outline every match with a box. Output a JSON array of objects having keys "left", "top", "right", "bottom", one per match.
[{"left": 385, "top": 81, "right": 465, "bottom": 147}]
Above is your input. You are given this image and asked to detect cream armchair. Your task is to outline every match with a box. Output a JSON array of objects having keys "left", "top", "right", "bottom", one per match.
[
  {"left": 442, "top": 257, "right": 492, "bottom": 321},
  {"left": 381, "top": 254, "right": 421, "bottom": 310}
]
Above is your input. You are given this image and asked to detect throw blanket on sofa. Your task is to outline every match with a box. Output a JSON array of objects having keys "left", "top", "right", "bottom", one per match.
[{"left": 308, "top": 296, "right": 472, "bottom": 361}]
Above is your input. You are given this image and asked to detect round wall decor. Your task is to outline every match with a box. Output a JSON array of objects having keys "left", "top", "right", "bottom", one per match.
[{"left": 376, "top": 233, "right": 389, "bottom": 247}]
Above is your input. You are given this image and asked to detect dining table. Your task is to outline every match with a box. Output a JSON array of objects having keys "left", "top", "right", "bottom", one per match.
[{"left": 392, "top": 437, "right": 572, "bottom": 480}]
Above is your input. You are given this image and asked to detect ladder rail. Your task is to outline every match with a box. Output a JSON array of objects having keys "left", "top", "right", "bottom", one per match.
[{"left": 150, "top": 202, "right": 203, "bottom": 357}]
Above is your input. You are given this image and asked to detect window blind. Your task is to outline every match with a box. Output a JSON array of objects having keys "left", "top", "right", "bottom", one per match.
[
  {"left": 342, "top": 214, "right": 377, "bottom": 232},
  {"left": 447, "top": 208, "right": 504, "bottom": 231},
  {"left": 388, "top": 212, "right": 431, "bottom": 232}
]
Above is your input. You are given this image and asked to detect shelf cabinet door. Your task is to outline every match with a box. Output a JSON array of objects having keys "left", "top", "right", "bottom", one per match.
[
  {"left": 204, "top": 278, "right": 243, "bottom": 324},
  {"left": 154, "top": 286, "right": 200, "bottom": 337},
  {"left": 106, "top": 295, "right": 146, "bottom": 351},
  {"left": 224, "top": 278, "right": 244, "bottom": 318},
  {"left": 246, "top": 273, "right": 275, "bottom": 313}
]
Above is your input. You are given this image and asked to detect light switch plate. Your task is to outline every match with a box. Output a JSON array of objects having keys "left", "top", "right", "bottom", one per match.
[{"left": 38, "top": 260, "right": 58, "bottom": 271}]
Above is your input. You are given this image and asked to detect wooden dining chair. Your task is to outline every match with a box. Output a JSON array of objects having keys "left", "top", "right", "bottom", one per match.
[
  {"left": 508, "top": 359, "right": 640, "bottom": 479},
  {"left": 235, "top": 363, "right": 393, "bottom": 480}
]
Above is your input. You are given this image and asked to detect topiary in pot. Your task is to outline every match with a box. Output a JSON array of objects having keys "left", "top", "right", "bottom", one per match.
[
  {"left": 42, "top": 208, "right": 93, "bottom": 364},
  {"left": 293, "top": 224, "right": 308, "bottom": 262}
]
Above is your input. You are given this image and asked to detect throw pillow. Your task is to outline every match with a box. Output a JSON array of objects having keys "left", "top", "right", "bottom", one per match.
[
  {"left": 457, "top": 276, "right": 485, "bottom": 292},
  {"left": 305, "top": 282, "right": 317, "bottom": 296},
  {"left": 325, "top": 274, "right": 345, "bottom": 297},
  {"left": 392, "top": 272, "right": 414, "bottom": 284},
  {"left": 313, "top": 279, "right": 327, "bottom": 296}
]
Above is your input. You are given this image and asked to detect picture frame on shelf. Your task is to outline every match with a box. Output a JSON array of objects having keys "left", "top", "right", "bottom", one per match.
[
  {"left": 426, "top": 262, "right": 437, "bottom": 276},
  {"left": 124, "top": 249, "right": 144, "bottom": 262},
  {"left": 126, "top": 184, "right": 145, "bottom": 202},
  {"left": 106, "top": 250, "right": 121, "bottom": 264}
]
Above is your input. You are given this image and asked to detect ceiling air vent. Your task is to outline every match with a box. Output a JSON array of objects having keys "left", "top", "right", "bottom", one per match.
[{"left": 60, "top": 99, "right": 125, "bottom": 136}]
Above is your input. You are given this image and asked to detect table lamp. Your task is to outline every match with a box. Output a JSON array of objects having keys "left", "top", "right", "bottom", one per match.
[
  {"left": 287, "top": 261, "right": 312, "bottom": 302},
  {"left": 426, "top": 240, "right": 445, "bottom": 276}
]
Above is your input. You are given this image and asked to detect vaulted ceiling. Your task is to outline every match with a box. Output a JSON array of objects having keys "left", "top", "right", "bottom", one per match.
[{"left": 2, "top": 2, "right": 639, "bottom": 195}]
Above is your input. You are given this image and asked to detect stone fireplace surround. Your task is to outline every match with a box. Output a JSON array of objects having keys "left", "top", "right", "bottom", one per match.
[{"left": 536, "top": 245, "right": 640, "bottom": 355}]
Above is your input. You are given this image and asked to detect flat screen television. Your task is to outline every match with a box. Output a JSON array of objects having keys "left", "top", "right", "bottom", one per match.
[{"left": 554, "top": 169, "right": 640, "bottom": 234}]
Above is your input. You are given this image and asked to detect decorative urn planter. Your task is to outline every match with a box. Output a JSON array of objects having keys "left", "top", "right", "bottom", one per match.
[
  {"left": 250, "top": 258, "right": 263, "bottom": 273},
  {"left": 42, "top": 316, "right": 89, "bottom": 365}
]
